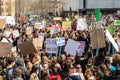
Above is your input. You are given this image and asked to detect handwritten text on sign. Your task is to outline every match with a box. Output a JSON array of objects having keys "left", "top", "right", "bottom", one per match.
[{"left": 46, "top": 38, "right": 58, "bottom": 53}]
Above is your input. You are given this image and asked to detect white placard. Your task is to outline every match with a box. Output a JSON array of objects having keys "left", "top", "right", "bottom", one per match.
[
  {"left": 77, "top": 18, "right": 87, "bottom": 30},
  {"left": 13, "top": 30, "right": 19, "bottom": 38},
  {"left": 1, "top": 38, "right": 9, "bottom": 43},
  {"left": 46, "top": 38, "right": 58, "bottom": 53},
  {"left": 65, "top": 39, "right": 79, "bottom": 55},
  {"left": 8, "top": 38, "right": 13, "bottom": 43},
  {"left": 42, "top": 21, "right": 46, "bottom": 28},
  {"left": 57, "top": 37, "right": 65, "bottom": 46},
  {"left": 106, "top": 29, "right": 119, "bottom": 52},
  {"left": 6, "top": 16, "right": 15, "bottom": 25},
  {"left": 3, "top": 31, "right": 11, "bottom": 37}
]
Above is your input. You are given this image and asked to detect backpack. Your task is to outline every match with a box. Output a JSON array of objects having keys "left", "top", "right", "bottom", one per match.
[{"left": 0, "top": 67, "right": 13, "bottom": 80}]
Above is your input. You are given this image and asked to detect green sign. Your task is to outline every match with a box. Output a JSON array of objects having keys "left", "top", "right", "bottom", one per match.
[
  {"left": 95, "top": 9, "right": 101, "bottom": 21},
  {"left": 114, "top": 20, "right": 120, "bottom": 26},
  {"left": 106, "top": 27, "right": 115, "bottom": 35}
]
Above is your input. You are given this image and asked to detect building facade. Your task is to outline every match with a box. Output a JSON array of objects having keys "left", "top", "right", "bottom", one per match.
[
  {"left": 0, "top": 0, "right": 15, "bottom": 16},
  {"left": 15, "top": 0, "right": 63, "bottom": 17},
  {"left": 63, "top": 0, "right": 120, "bottom": 16}
]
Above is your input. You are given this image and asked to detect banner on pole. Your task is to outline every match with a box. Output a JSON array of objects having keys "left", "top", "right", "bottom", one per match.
[
  {"left": 95, "top": 8, "right": 101, "bottom": 21},
  {"left": 106, "top": 29, "right": 119, "bottom": 52}
]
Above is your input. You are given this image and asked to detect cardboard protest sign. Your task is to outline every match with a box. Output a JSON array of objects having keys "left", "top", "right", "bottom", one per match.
[
  {"left": 56, "top": 37, "right": 65, "bottom": 46},
  {"left": 13, "top": 30, "right": 20, "bottom": 38},
  {"left": 34, "top": 22, "right": 41, "bottom": 29},
  {"left": 114, "top": 20, "right": 120, "bottom": 26},
  {"left": 33, "top": 38, "right": 44, "bottom": 49},
  {"left": 65, "top": 39, "right": 79, "bottom": 55},
  {"left": 77, "top": 41, "right": 85, "bottom": 55},
  {"left": 77, "top": 18, "right": 87, "bottom": 30},
  {"left": 106, "top": 29, "right": 119, "bottom": 52},
  {"left": 106, "top": 27, "right": 115, "bottom": 35},
  {"left": 95, "top": 8, "right": 101, "bottom": 21},
  {"left": 54, "top": 17, "right": 62, "bottom": 21},
  {"left": 0, "top": 18, "right": 6, "bottom": 29},
  {"left": 25, "top": 27, "right": 32, "bottom": 35},
  {"left": 0, "top": 42, "right": 12, "bottom": 57},
  {"left": 90, "top": 29, "right": 106, "bottom": 49},
  {"left": 46, "top": 38, "right": 58, "bottom": 53},
  {"left": 50, "top": 25, "right": 61, "bottom": 34},
  {"left": 18, "top": 40, "right": 38, "bottom": 56},
  {"left": 62, "top": 21, "right": 71, "bottom": 30}
]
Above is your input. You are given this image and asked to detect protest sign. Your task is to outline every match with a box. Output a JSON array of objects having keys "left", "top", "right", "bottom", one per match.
[
  {"left": 6, "top": 16, "right": 15, "bottom": 25},
  {"left": 77, "top": 18, "right": 87, "bottom": 30},
  {"left": 1, "top": 38, "right": 9, "bottom": 43},
  {"left": 8, "top": 38, "right": 13, "bottom": 43},
  {"left": 33, "top": 38, "right": 44, "bottom": 49},
  {"left": 13, "top": 30, "right": 20, "bottom": 38},
  {"left": 0, "top": 18, "right": 6, "bottom": 29},
  {"left": 3, "top": 31, "right": 12, "bottom": 37},
  {"left": 106, "top": 27, "right": 115, "bottom": 35},
  {"left": 91, "top": 29, "right": 106, "bottom": 49},
  {"left": 62, "top": 21, "right": 71, "bottom": 30},
  {"left": 54, "top": 17, "right": 62, "bottom": 21},
  {"left": 105, "top": 29, "right": 119, "bottom": 52},
  {"left": 114, "top": 20, "right": 120, "bottom": 26},
  {"left": 25, "top": 27, "right": 32, "bottom": 35},
  {"left": 42, "top": 20, "right": 46, "bottom": 28},
  {"left": 50, "top": 25, "right": 61, "bottom": 34},
  {"left": 95, "top": 8, "right": 101, "bottom": 21},
  {"left": 5, "top": 28, "right": 13, "bottom": 33},
  {"left": 18, "top": 40, "right": 38, "bottom": 56},
  {"left": 46, "top": 38, "right": 58, "bottom": 53},
  {"left": 96, "top": 21, "right": 103, "bottom": 29},
  {"left": 56, "top": 37, "right": 65, "bottom": 46},
  {"left": 75, "top": 15, "right": 79, "bottom": 19},
  {"left": 0, "top": 42, "right": 12, "bottom": 57},
  {"left": 77, "top": 41, "right": 85, "bottom": 55},
  {"left": 65, "top": 39, "right": 79, "bottom": 55},
  {"left": 34, "top": 22, "right": 41, "bottom": 29}
]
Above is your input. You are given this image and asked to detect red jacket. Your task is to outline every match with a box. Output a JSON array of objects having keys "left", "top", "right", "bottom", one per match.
[{"left": 49, "top": 74, "right": 62, "bottom": 80}]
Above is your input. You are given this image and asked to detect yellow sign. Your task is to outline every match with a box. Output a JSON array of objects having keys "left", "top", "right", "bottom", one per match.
[{"left": 62, "top": 21, "right": 71, "bottom": 30}]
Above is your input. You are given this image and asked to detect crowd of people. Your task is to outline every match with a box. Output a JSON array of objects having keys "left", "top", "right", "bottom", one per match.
[{"left": 0, "top": 14, "right": 120, "bottom": 80}]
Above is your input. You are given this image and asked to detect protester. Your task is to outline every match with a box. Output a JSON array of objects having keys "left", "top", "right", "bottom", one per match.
[{"left": 0, "top": 13, "right": 120, "bottom": 80}]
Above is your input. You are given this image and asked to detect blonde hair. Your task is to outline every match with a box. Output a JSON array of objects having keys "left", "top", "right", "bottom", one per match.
[{"left": 42, "top": 56, "right": 49, "bottom": 64}]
